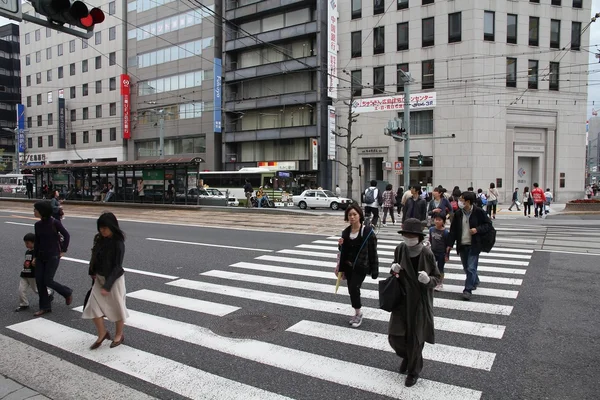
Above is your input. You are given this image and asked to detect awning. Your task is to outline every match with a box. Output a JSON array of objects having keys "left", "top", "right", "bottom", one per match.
[{"left": 28, "top": 157, "right": 205, "bottom": 170}]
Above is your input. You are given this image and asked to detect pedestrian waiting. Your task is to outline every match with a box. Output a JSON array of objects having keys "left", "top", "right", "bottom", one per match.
[
  {"left": 381, "top": 184, "right": 396, "bottom": 226},
  {"left": 14, "top": 233, "right": 53, "bottom": 312}
]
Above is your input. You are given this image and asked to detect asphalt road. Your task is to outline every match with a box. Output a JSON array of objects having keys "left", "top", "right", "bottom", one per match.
[{"left": 0, "top": 209, "right": 598, "bottom": 400}]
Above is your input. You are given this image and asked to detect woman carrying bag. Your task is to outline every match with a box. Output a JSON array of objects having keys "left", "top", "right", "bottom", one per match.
[
  {"left": 337, "top": 203, "right": 379, "bottom": 328},
  {"left": 388, "top": 218, "right": 440, "bottom": 387}
]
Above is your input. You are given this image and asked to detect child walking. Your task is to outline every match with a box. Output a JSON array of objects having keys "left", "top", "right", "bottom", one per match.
[
  {"left": 15, "top": 233, "right": 53, "bottom": 312},
  {"left": 429, "top": 214, "right": 450, "bottom": 292}
]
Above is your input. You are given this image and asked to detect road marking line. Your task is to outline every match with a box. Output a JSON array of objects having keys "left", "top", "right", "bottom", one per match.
[
  {"left": 4, "top": 221, "right": 34, "bottom": 227},
  {"left": 536, "top": 249, "right": 600, "bottom": 256},
  {"left": 287, "top": 320, "right": 496, "bottom": 371},
  {"left": 127, "top": 289, "right": 240, "bottom": 316},
  {"left": 7, "top": 319, "right": 291, "bottom": 400},
  {"left": 61, "top": 257, "right": 178, "bottom": 280},
  {"left": 167, "top": 279, "right": 506, "bottom": 338},
  {"left": 146, "top": 238, "right": 274, "bottom": 252},
  {"left": 202, "top": 270, "right": 513, "bottom": 316}
]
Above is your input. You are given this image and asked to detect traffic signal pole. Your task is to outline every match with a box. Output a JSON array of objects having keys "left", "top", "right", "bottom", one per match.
[{"left": 403, "top": 77, "right": 411, "bottom": 191}]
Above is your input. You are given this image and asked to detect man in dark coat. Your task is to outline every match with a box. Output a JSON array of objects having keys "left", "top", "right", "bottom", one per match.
[
  {"left": 388, "top": 218, "right": 440, "bottom": 387},
  {"left": 402, "top": 186, "right": 427, "bottom": 225},
  {"left": 447, "top": 191, "right": 494, "bottom": 300}
]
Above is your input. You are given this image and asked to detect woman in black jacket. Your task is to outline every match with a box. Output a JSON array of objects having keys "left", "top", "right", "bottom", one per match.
[
  {"left": 337, "top": 204, "right": 379, "bottom": 328},
  {"left": 82, "top": 212, "right": 129, "bottom": 349}
]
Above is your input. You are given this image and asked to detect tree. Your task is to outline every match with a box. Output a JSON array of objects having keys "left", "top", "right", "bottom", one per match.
[{"left": 332, "top": 91, "right": 362, "bottom": 199}]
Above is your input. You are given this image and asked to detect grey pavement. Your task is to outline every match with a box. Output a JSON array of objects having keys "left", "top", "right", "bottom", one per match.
[
  {"left": 0, "top": 374, "right": 49, "bottom": 400},
  {"left": 0, "top": 209, "right": 598, "bottom": 399}
]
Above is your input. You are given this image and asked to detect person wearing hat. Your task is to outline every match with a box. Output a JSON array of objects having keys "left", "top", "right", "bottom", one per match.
[{"left": 388, "top": 218, "right": 441, "bottom": 387}]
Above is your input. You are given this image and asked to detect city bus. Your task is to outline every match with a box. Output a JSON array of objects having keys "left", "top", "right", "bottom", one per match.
[
  {"left": 189, "top": 168, "right": 299, "bottom": 204},
  {"left": 0, "top": 173, "right": 34, "bottom": 194}
]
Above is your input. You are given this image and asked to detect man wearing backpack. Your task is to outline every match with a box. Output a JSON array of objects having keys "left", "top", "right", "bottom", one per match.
[{"left": 364, "top": 180, "right": 382, "bottom": 226}]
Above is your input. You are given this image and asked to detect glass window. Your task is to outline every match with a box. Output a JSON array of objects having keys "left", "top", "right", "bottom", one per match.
[
  {"left": 95, "top": 31, "right": 101, "bottom": 45},
  {"left": 70, "top": 63, "right": 75, "bottom": 76},
  {"left": 374, "top": 0, "right": 384, "bottom": 15},
  {"left": 373, "top": 67, "right": 384, "bottom": 94},
  {"left": 25, "top": 54, "right": 30, "bottom": 66},
  {"left": 25, "top": 33, "right": 30, "bottom": 45},
  {"left": 36, "top": 51, "right": 41, "bottom": 63},
  {"left": 571, "top": 21, "right": 581, "bottom": 50},
  {"left": 96, "top": 105, "right": 102, "bottom": 118},
  {"left": 48, "top": 135, "right": 53, "bottom": 147},
  {"left": 83, "top": 107, "right": 89, "bottom": 120},
  {"left": 83, "top": 131, "right": 89, "bottom": 143},
  {"left": 109, "top": 27, "right": 116, "bottom": 41},
  {"left": 109, "top": 52, "right": 116, "bottom": 66},
  {"left": 550, "top": 20, "right": 561, "bottom": 49},
  {"left": 573, "top": 0, "right": 582, "bottom": 8},
  {"left": 528, "top": 60, "right": 538, "bottom": 89},
  {"left": 96, "top": 80, "right": 102, "bottom": 94},
  {"left": 397, "top": 110, "right": 433, "bottom": 135},
  {"left": 35, "top": 29, "right": 40, "bottom": 41},
  {"left": 82, "top": 38, "right": 88, "bottom": 49},
  {"left": 109, "top": 1, "right": 116, "bottom": 15},
  {"left": 110, "top": 102, "right": 116, "bottom": 116},
  {"left": 549, "top": 62, "right": 559, "bottom": 91},
  {"left": 529, "top": 17, "right": 539, "bottom": 46},
  {"left": 552, "top": 0, "right": 561, "bottom": 5},
  {"left": 398, "top": 0, "right": 408, "bottom": 10},
  {"left": 484, "top": 11, "right": 495, "bottom": 41},
  {"left": 422, "top": 59, "right": 434, "bottom": 89},
  {"left": 448, "top": 12, "right": 461, "bottom": 43},
  {"left": 46, "top": 70, "right": 52, "bottom": 82},
  {"left": 397, "top": 63, "right": 409, "bottom": 92},
  {"left": 96, "top": 56, "right": 101, "bottom": 69},
  {"left": 69, "top": 40, "right": 75, "bottom": 52},
  {"left": 38, "top": 136, "right": 42, "bottom": 147},
  {"left": 110, "top": 127, "right": 117, "bottom": 141},
  {"left": 96, "top": 129, "right": 102, "bottom": 142},
  {"left": 70, "top": 86, "right": 76, "bottom": 98},
  {"left": 352, "top": 0, "right": 361, "bottom": 19},
  {"left": 423, "top": 0, "right": 434, "bottom": 4},
  {"left": 82, "top": 59, "right": 88, "bottom": 72},
  {"left": 46, "top": 47, "right": 52, "bottom": 60},
  {"left": 351, "top": 70, "right": 362, "bottom": 97},
  {"left": 70, "top": 132, "right": 76, "bottom": 145},
  {"left": 36, "top": 72, "right": 41, "bottom": 84},
  {"left": 422, "top": 17, "right": 434, "bottom": 47},
  {"left": 351, "top": 31, "right": 362, "bottom": 57},
  {"left": 37, "top": 94, "right": 41, "bottom": 105},
  {"left": 29, "top": 117, "right": 33, "bottom": 129},
  {"left": 57, "top": 43, "right": 63, "bottom": 56},
  {"left": 110, "top": 77, "right": 116, "bottom": 91},
  {"left": 397, "top": 22, "right": 409, "bottom": 50},
  {"left": 58, "top": 67, "right": 63, "bottom": 79},
  {"left": 82, "top": 83, "right": 88, "bottom": 96},
  {"left": 28, "top": 137, "right": 33, "bottom": 148},
  {"left": 507, "top": 14, "right": 517, "bottom": 44},
  {"left": 506, "top": 58, "right": 517, "bottom": 87},
  {"left": 373, "top": 27, "right": 385, "bottom": 54},
  {"left": 26, "top": 96, "right": 31, "bottom": 107}
]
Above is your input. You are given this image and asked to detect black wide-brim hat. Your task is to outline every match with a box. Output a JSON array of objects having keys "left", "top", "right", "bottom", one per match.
[{"left": 398, "top": 218, "right": 426, "bottom": 237}]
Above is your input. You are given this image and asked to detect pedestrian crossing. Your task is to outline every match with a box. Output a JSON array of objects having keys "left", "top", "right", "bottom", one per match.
[{"left": 5, "top": 227, "right": 537, "bottom": 399}]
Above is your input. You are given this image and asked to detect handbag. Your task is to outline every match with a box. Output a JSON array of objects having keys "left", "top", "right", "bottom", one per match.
[{"left": 379, "top": 276, "right": 406, "bottom": 311}]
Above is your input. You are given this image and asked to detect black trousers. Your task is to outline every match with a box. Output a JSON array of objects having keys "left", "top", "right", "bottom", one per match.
[
  {"left": 365, "top": 206, "right": 380, "bottom": 226},
  {"left": 35, "top": 256, "right": 72, "bottom": 310},
  {"left": 534, "top": 203, "right": 544, "bottom": 217},
  {"left": 345, "top": 269, "right": 367, "bottom": 310},
  {"left": 388, "top": 335, "right": 425, "bottom": 377}
]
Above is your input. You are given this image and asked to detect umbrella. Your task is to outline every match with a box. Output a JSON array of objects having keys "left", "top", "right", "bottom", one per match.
[{"left": 335, "top": 272, "right": 343, "bottom": 293}]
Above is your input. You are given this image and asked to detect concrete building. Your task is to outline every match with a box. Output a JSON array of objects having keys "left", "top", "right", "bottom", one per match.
[
  {"left": 19, "top": 1, "right": 127, "bottom": 166},
  {"left": 335, "top": 0, "right": 589, "bottom": 201},
  {"left": 222, "top": 0, "right": 334, "bottom": 189},
  {"left": 0, "top": 24, "right": 20, "bottom": 172},
  {"left": 587, "top": 117, "right": 600, "bottom": 184},
  {"left": 126, "top": 0, "right": 223, "bottom": 169}
]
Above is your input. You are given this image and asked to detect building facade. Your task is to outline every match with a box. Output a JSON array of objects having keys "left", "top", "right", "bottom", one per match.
[
  {"left": 587, "top": 116, "right": 600, "bottom": 185},
  {"left": 222, "top": 0, "right": 334, "bottom": 189},
  {"left": 126, "top": 0, "right": 223, "bottom": 170},
  {"left": 0, "top": 24, "right": 20, "bottom": 172},
  {"left": 335, "top": 0, "right": 589, "bottom": 201},
  {"left": 19, "top": 1, "right": 127, "bottom": 166}
]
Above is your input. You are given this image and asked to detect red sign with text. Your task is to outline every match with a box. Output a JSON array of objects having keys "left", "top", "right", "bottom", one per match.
[{"left": 121, "top": 74, "right": 131, "bottom": 139}]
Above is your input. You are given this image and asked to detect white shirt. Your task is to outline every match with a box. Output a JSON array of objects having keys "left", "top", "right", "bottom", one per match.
[
  {"left": 335, "top": 187, "right": 341, "bottom": 196},
  {"left": 461, "top": 210, "right": 472, "bottom": 245}
]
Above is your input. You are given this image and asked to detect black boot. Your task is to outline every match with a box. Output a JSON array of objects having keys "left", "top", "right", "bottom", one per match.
[
  {"left": 405, "top": 375, "right": 419, "bottom": 387},
  {"left": 399, "top": 359, "right": 408, "bottom": 374}
]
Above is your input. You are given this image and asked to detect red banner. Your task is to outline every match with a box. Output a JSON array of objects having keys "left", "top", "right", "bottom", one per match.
[{"left": 121, "top": 74, "right": 131, "bottom": 140}]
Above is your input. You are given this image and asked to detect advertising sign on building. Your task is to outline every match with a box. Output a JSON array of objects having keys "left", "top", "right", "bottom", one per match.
[
  {"left": 328, "top": 106, "right": 336, "bottom": 160},
  {"left": 16, "top": 104, "right": 25, "bottom": 153},
  {"left": 351, "top": 92, "right": 436, "bottom": 113},
  {"left": 311, "top": 138, "right": 319, "bottom": 170},
  {"left": 121, "top": 74, "right": 131, "bottom": 139},
  {"left": 327, "top": 0, "right": 338, "bottom": 99},
  {"left": 58, "top": 98, "right": 66, "bottom": 149},
  {"left": 214, "top": 58, "right": 222, "bottom": 133}
]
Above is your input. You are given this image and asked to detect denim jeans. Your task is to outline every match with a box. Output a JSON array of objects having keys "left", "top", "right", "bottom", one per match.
[
  {"left": 459, "top": 246, "right": 480, "bottom": 293},
  {"left": 433, "top": 251, "right": 446, "bottom": 274},
  {"left": 35, "top": 256, "right": 72, "bottom": 311}
]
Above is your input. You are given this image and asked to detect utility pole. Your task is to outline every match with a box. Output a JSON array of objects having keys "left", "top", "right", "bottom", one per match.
[
  {"left": 158, "top": 110, "right": 165, "bottom": 159},
  {"left": 401, "top": 72, "right": 412, "bottom": 190},
  {"left": 13, "top": 128, "right": 20, "bottom": 174}
]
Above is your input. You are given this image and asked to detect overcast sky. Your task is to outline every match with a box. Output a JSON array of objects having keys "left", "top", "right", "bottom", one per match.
[{"left": 3, "top": 2, "right": 600, "bottom": 118}]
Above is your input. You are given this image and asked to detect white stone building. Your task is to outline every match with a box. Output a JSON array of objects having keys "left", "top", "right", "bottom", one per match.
[{"left": 335, "top": 0, "right": 589, "bottom": 201}]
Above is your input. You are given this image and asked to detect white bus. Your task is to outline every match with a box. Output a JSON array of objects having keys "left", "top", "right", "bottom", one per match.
[{"left": 0, "top": 173, "right": 34, "bottom": 194}]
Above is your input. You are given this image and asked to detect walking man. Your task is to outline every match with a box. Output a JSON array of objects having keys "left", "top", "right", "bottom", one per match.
[
  {"left": 243, "top": 179, "right": 253, "bottom": 208},
  {"left": 364, "top": 180, "right": 381, "bottom": 226},
  {"left": 402, "top": 186, "right": 427, "bottom": 226},
  {"left": 531, "top": 183, "right": 546, "bottom": 218},
  {"left": 447, "top": 191, "right": 494, "bottom": 300},
  {"left": 26, "top": 180, "right": 34, "bottom": 199},
  {"left": 508, "top": 187, "right": 521, "bottom": 211}
]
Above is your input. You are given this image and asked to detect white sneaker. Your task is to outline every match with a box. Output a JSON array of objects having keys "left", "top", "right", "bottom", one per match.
[
  {"left": 349, "top": 315, "right": 357, "bottom": 325},
  {"left": 351, "top": 313, "right": 363, "bottom": 328},
  {"left": 382, "top": 223, "right": 387, "bottom": 227}
]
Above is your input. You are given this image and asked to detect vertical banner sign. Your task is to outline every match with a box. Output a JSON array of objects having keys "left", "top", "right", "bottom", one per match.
[
  {"left": 328, "top": 106, "right": 336, "bottom": 160},
  {"left": 327, "top": 0, "right": 338, "bottom": 99},
  {"left": 58, "top": 98, "right": 66, "bottom": 149},
  {"left": 121, "top": 74, "right": 131, "bottom": 139},
  {"left": 311, "top": 138, "right": 319, "bottom": 170},
  {"left": 17, "top": 104, "right": 26, "bottom": 153},
  {"left": 214, "top": 58, "right": 222, "bottom": 133}
]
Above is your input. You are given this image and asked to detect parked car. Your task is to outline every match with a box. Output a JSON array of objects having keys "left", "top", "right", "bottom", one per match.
[
  {"left": 204, "top": 188, "right": 239, "bottom": 207},
  {"left": 293, "top": 190, "right": 353, "bottom": 210}
]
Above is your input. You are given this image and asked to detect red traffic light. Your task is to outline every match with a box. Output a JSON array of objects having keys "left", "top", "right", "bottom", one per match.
[{"left": 80, "top": 8, "right": 105, "bottom": 29}]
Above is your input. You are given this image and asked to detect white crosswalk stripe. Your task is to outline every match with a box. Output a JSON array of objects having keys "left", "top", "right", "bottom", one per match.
[{"left": 6, "top": 222, "right": 543, "bottom": 399}]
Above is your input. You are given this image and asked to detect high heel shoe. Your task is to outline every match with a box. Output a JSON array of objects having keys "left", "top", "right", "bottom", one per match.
[
  {"left": 90, "top": 331, "right": 110, "bottom": 350},
  {"left": 110, "top": 334, "right": 125, "bottom": 348}
]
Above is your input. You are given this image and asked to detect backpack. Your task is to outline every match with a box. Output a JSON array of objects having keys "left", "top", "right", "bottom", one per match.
[
  {"left": 365, "top": 188, "right": 376, "bottom": 204},
  {"left": 478, "top": 216, "right": 496, "bottom": 253},
  {"left": 479, "top": 194, "right": 488, "bottom": 206}
]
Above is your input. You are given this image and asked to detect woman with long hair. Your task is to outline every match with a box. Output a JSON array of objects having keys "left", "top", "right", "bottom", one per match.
[
  {"left": 32, "top": 201, "right": 72, "bottom": 317},
  {"left": 486, "top": 182, "right": 500, "bottom": 219},
  {"left": 83, "top": 212, "right": 129, "bottom": 349},
  {"left": 523, "top": 186, "right": 532, "bottom": 218}
]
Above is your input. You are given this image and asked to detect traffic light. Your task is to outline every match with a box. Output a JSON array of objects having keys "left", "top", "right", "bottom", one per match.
[
  {"left": 30, "top": 0, "right": 105, "bottom": 32},
  {"left": 417, "top": 155, "right": 423, "bottom": 166}
]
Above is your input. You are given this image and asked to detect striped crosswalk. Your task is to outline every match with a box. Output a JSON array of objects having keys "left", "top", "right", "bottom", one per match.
[{"left": 6, "top": 224, "right": 539, "bottom": 399}]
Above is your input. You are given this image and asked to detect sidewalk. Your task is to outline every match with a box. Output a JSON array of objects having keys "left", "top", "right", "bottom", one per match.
[{"left": 0, "top": 375, "right": 50, "bottom": 400}]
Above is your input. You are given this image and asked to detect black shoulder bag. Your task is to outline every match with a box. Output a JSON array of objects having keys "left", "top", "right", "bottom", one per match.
[{"left": 378, "top": 245, "right": 407, "bottom": 312}]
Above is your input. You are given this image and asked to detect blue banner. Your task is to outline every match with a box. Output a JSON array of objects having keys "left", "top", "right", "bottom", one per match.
[
  {"left": 17, "top": 104, "right": 26, "bottom": 152},
  {"left": 214, "top": 58, "right": 222, "bottom": 133}
]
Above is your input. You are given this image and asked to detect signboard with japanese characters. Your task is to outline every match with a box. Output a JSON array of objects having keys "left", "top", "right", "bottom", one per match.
[
  {"left": 121, "top": 74, "right": 131, "bottom": 139},
  {"left": 327, "top": 0, "right": 338, "bottom": 99},
  {"left": 351, "top": 92, "right": 436, "bottom": 113}
]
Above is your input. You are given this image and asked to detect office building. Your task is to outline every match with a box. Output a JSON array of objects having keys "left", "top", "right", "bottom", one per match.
[
  {"left": 335, "top": 0, "right": 589, "bottom": 201},
  {"left": 126, "top": 0, "right": 223, "bottom": 169},
  {"left": 0, "top": 23, "right": 20, "bottom": 172},
  {"left": 19, "top": 1, "right": 127, "bottom": 166},
  {"left": 222, "top": 0, "right": 334, "bottom": 189}
]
